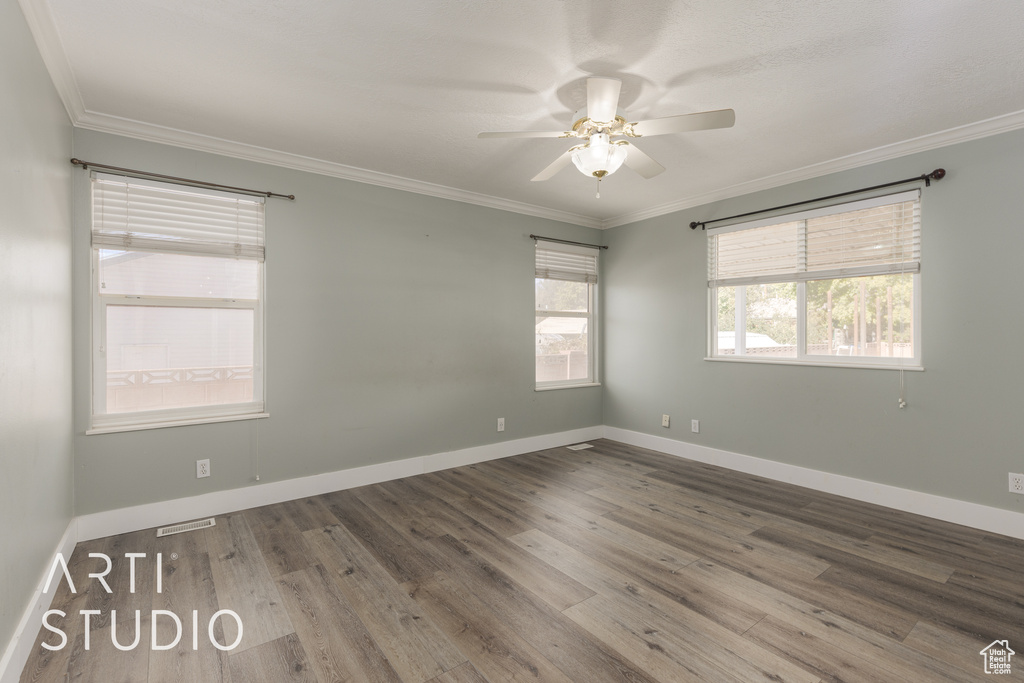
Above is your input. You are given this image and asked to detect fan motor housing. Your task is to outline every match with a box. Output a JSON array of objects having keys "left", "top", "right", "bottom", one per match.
[{"left": 571, "top": 109, "right": 628, "bottom": 137}]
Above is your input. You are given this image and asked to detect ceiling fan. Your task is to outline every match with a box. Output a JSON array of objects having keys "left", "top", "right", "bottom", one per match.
[{"left": 478, "top": 77, "right": 735, "bottom": 195}]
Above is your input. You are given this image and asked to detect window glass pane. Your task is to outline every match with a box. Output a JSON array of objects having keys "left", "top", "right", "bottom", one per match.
[
  {"left": 716, "top": 284, "right": 797, "bottom": 358},
  {"left": 716, "top": 286, "right": 736, "bottom": 354},
  {"left": 536, "top": 315, "right": 589, "bottom": 382},
  {"left": 105, "top": 305, "right": 254, "bottom": 413},
  {"left": 535, "top": 278, "right": 588, "bottom": 313},
  {"left": 806, "top": 274, "right": 913, "bottom": 358},
  {"left": 99, "top": 250, "right": 258, "bottom": 299}
]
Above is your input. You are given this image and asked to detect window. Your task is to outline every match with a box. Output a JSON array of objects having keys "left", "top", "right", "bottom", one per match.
[
  {"left": 89, "top": 174, "right": 266, "bottom": 432},
  {"left": 708, "top": 190, "right": 920, "bottom": 367},
  {"left": 535, "top": 242, "right": 599, "bottom": 388}
]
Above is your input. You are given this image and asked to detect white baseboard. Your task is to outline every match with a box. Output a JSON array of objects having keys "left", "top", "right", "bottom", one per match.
[
  {"left": 0, "top": 518, "right": 78, "bottom": 683},
  {"left": 76, "top": 426, "right": 604, "bottom": 542},
  {"left": 603, "top": 427, "right": 1024, "bottom": 541},
  {"left": 8, "top": 424, "right": 1022, "bottom": 683},
  {"left": 4, "top": 427, "right": 600, "bottom": 682}
]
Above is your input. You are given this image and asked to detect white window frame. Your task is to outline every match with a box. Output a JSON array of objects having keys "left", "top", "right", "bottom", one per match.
[
  {"left": 707, "top": 190, "right": 922, "bottom": 370},
  {"left": 535, "top": 241, "right": 600, "bottom": 390},
  {"left": 88, "top": 174, "right": 267, "bottom": 434}
]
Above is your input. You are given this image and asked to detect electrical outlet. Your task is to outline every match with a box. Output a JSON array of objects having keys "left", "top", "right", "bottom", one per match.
[
  {"left": 497, "top": 417, "right": 505, "bottom": 432},
  {"left": 661, "top": 414, "right": 670, "bottom": 428},
  {"left": 197, "top": 459, "right": 210, "bottom": 479},
  {"left": 1010, "top": 473, "right": 1024, "bottom": 494},
  {"left": 691, "top": 419, "right": 700, "bottom": 433}
]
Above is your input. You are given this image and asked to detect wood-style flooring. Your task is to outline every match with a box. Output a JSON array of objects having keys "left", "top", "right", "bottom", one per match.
[{"left": 20, "top": 439, "right": 1024, "bottom": 682}]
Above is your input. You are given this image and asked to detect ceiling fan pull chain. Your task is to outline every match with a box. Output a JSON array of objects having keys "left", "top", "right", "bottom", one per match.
[{"left": 596, "top": 177, "right": 601, "bottom": 199}]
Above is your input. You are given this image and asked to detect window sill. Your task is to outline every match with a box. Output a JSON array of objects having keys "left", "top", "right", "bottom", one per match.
[
  {"left": 705, "top": 356, "right": 923, "bottom": 371},
  {"left": 87, "top": 411, "right": 269, "bottom": 435},
  {"left": 535, "top": 382, "right": 602, "bottom": 392}
]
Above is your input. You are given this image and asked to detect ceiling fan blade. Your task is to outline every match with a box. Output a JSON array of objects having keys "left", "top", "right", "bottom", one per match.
[
  {"left": 621, "top": 143, "right": 665, "bottom": 179},
  {"left": 478, "top": 130, "right": 568, "bottom": 139},
  {"left": 587, "top": 77, "right": 622, "bottom": 123},
  {"left": 630, "top": 108, "right": 735, "bottom": 137},
  {"left": 531, "top": 149, "right": 574, "bottom": 181}
]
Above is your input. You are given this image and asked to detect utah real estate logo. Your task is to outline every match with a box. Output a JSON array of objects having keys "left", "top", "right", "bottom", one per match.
[{"left": 980, "top": 640, "right": 1014, "bottom": 675}]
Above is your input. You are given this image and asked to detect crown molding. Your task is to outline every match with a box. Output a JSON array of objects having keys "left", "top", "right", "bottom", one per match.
[
  {"left": 81, "top": 105, "right": 1020, "bottom": 233},
  {"left": 63, "top": 103, "right": 1024, "bottom": 236},
  {"left": 71, "top": 110, "right": 605, "bottom": 229},
  {"left": 20, "top": 0, "right": 600, "bottom": 228},
  {"left": 21, "top": 0, "right": 1024, "bottom": 233},
  {"left": 17, "top": 0, "right": 84, "bottom": 123},
  {"left": 59, "top": 100, "right": 1024, "bottom": 236},
  {"left": 602, "top": 108, "right": 1024, "bottom": 229}
]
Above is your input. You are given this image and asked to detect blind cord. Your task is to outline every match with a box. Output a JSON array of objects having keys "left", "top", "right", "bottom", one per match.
[
  {"left": 255, "top": 416, "right": 261, "bottom": 482},
  {"left": 897, "top": 201, "right": 909, "bottom": 410}
]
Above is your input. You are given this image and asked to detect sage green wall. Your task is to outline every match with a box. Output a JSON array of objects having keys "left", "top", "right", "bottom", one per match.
[
  {"left": 67, "top": 83, "right": 1024, "bottom": 520},
  {"left": 604, "top": 128, "right": 1024, "bottom": 513},
  {"left": 0, "top": 0, "right": 74, "bottom": 657},
  {"left": 71, "top": 129, "right": 604, "bottom": 515}
]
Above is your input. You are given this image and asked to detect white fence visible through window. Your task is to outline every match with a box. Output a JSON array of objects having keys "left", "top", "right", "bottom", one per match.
[
  {"left": 106, "top": 366, "right": 254, "bottom": 413},
  {"left": 536, "top": 352, "right": 589, "bottom": 382}
]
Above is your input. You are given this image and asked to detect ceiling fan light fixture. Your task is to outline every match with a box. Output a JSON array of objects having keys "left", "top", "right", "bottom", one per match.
[
  {"left": 479, "top": 76, "right": 734, "bottom": 190},
  {"left": 571, "top": 133, "right": 627, "bottom": 178}
]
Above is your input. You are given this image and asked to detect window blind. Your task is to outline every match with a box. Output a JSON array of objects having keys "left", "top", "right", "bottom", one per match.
[
  {"left": 91, "top": 173, "right": 266, "bottom": 260},
  {"left": 708, "top": 190, "right": 920, "bottom": 287},
  {"left": 535, "top": 244, "right": 599, "bottom": 283}
]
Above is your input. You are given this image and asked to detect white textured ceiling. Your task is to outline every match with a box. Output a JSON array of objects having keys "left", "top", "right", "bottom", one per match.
[{"left": 26, "top": 0, "right": 1024, "bottom": 227}]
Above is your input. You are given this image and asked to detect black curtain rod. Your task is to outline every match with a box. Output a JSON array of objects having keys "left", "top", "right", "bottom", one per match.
[
  {"left": 530, "top": 234, "right": 608, "bottom": 250},
  {"left": 70, "top": 158, "right": 295, "bottom": 200},
  {"left": 689, "top": 168, "right": 945, "bottom": 230}
]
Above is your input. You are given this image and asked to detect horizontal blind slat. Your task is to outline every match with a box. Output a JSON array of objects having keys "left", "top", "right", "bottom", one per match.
[
  {"left": 804, "top": 199, "right": 918, "bottom": 273},
  {"left": 536, "top": 246, "right": 598, "bottom": 283},
  {"left": 710, "top": 262, "right": 920, "bottom": 288},
  {"left": 92, "top": 234, "right": 265, "bottom": 260},
  {"left": 709, "top": 193, "right": 919, "bottom": 285},
  {"left": 92, "top": 176, "right": 265, "bottom": 259}
]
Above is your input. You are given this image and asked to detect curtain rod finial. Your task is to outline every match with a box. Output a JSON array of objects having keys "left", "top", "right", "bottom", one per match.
[
  {"left": 929, "top": 168, "right": 946, "bottom": 181},
  {"left": 690, "top": 221, "right": 702, "bottom": 230}
]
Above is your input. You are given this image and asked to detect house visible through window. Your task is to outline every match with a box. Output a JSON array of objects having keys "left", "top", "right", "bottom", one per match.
[
  {"left": 535, "top": 242, "right": 599, "bottom": 388},
  {"left": 90, "top": 174, "right": 265, "bottom": 432},
  {"left": 708, "top": 190, "right": 921, "bottom": 367}
]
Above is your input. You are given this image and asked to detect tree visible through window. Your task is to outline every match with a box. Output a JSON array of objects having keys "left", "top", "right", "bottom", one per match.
[{"left": 708, "top": 191, "right": 920, "bottom": 366}]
